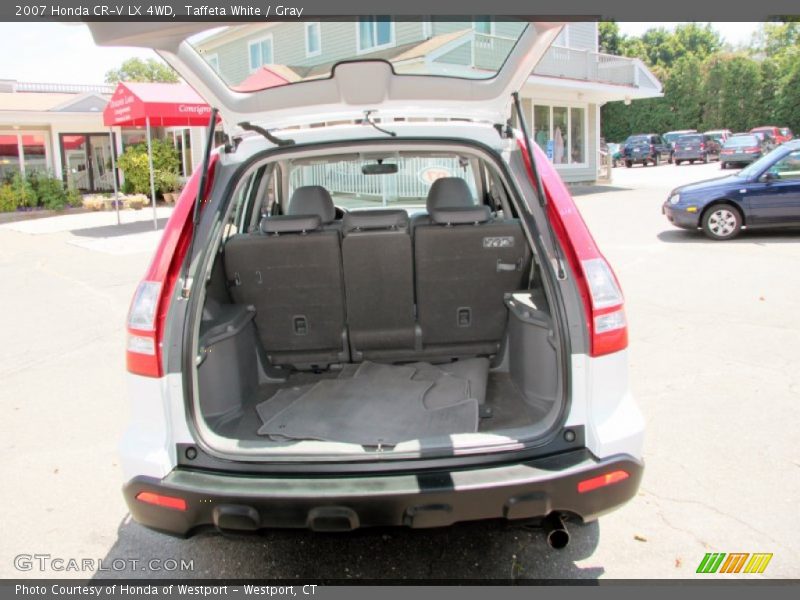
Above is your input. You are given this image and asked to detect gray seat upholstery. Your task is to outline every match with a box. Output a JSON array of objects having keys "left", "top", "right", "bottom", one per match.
[
  {"left": 287, "top": 185, "right": 340, "bottom": 231},
  {"left": 414, "top": 181, "right": 530, "bottom": 356},
  {"left": 411, "top": 177, "right": 476, "bottom": 230},
  {"left": 341, "top": 210, "right": 417, "bottom": 360},
  {"left": 224, "top": 213, "right": 348, "bottom": 368}
]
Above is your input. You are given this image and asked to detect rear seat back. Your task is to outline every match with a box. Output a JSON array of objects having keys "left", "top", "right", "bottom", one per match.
[
  {"left": 414, "top": 182, "right": 530, "bottom": 353},
  {"left": 341, "top": 210, "right": 416, "bottom": 360},
  {"left": 224, "top": 209, "right": 348, "bottom": 368}
]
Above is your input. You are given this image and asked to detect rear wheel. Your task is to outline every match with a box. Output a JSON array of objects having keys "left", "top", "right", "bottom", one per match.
[
  {"left": 675, "top": 160, "right": 681, "bottom": 166},
  {"left": 625, "top": 160, "right": 632, "bottom": 168},
  {"left": 702, "top": 205, "right": 742, "bottom": 240},
  {"left": 721, "top": 162, "right": 727, "bottom": 170}
]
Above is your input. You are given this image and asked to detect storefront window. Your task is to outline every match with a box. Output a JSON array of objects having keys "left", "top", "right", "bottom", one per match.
[
  {"left": 570, "top": 107, "right": 585, "bottom": 164},
  {"left": 552, "top": 107, "right": 568, "bottom": 165},
  {"left": 0, "top": 134, "right": 21, "bottom": 180},
  {"left": 0, "top": 132, "right": 51, "bottom": 180},
  {"left": 21, "top": 134, "right": 47, "bottom": 174},
  {"left": 532, "top": 104, "right": 587, "bottom": 166},
  {"left": 533, "top": 105, "right": 550, "bottom": 153}
]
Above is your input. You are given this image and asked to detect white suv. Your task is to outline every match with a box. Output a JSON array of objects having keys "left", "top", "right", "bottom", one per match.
[{"left": 91, "top": 20, "right": 643, "bottom": 546}]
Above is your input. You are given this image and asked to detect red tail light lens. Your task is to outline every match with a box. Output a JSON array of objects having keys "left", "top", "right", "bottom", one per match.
[
  {"left": 577, "top": 470, "right": 630, "bottom": 493},
  {"left": 125, "top": 156, "right": 218, "bottom": 378}
]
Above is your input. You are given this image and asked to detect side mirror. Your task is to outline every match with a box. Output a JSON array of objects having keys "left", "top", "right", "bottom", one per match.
[{"left": 762, "top": 171, "right": 779, "bottom": 183}]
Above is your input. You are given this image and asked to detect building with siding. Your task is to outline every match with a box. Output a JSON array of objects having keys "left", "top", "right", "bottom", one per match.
[{"left": 195, "top": 20, "right": 662, "bottom": 184}]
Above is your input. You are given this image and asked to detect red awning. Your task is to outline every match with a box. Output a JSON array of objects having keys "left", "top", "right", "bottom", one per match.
[{"left": 103, "top": 82, "right": 216, "bottom": 127}]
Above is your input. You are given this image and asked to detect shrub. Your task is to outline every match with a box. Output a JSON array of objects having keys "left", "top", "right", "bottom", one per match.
[
  {"left": 11, "top": 172, "right": 37, "bottom": 208},
  {"left": 67, "top": 187, "right": 83, "bottom": 208},
  {"left": 156, "top": 170, "right": 182, "bottom": 194},
  {"left": 0, "top": 184, "right": 15, "bottom": 212},
  {"left": 34, "top": 174, "right": 71, "bottom": 210},
  {"left": 118, "top": 140, "right": 180, "bottom": 195}
]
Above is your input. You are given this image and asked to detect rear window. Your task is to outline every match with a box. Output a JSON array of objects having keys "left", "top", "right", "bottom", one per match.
[
  {"left": 725, "top": 136, "right": 758, "bottom": 147},
  {"left": 678, "top": 135, "right": 703, "bottom": 143},
  {"left": 288, "top": 155, "right": 477, "bottom": 210},
  {"left": 189, "top": 19, "right": 528, "bottom": 92},
  {"left": 625, "top": 135, "right": 649, "bottom": 144}
]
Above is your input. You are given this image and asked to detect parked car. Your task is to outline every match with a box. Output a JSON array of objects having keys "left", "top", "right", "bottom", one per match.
[
  {"left": 720, "top": 134, "right": 765, "bottom": 169},
  {"left": 663, "top": 140, "right": 800, "bottom": 240},
  {"left": 622, "top": 133, "right": 670, "bottom": 167},
  {"left": 663, "top": 129, "right": 698, "bottom": 162},
  {"left": 89, "top": 21, "right": 644, "bottom": 540},
  {"left": 749, "top": 127, "right": 781, "bottom": 150},
  {"left": 704, "top": 129, "right": 732, "bottom": 144},
  {"left": 673, "top": 133, "right": 721, "bottom": 165}
]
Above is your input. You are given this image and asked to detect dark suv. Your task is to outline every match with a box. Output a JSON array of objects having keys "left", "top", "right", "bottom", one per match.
[
  {"left": 622, "top": 134, "right": 670, "bottom": 167},
  {"left": 673, "top": 133, "right": 721, "bottom": 165}
]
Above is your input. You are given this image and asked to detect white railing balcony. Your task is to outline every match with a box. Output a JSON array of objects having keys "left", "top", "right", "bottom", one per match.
[{"left": 533, "top": 45, "right": 644, "bottom": 88}]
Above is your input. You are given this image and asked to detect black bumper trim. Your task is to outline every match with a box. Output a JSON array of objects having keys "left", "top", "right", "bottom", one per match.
[{"left": 123, "top": 451, "right": 643, "bottom": 536}]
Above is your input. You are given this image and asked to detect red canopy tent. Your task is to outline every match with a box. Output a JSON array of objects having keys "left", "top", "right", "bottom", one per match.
[{"left": 102, "top": 82, "right": 216, "bottom": 228}]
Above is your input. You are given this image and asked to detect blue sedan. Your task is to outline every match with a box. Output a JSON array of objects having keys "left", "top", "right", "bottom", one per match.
[{"left": 663, "top": 140, "right": 800, "bottom": 240}]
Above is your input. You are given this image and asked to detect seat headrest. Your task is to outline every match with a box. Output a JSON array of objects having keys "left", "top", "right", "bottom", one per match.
[
  {"left": 260, "top": 214, "right": 322, "bottom": 234},
  {"left": 429, "top": 206, "right": 492, "bottom": 226},
  {"left": 426, "top": 177, "right": 475, "bottom": 213},
  {"left": 288, "top": 186, "right": 335, "bottom": 224},
  {"left": 343, "top": 210, "right": 409, "bottom": 235}
]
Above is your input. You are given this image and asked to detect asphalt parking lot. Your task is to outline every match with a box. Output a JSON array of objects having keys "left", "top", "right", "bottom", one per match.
[{"left": 1, "top": 161, "right": 798, "bottom": 580}]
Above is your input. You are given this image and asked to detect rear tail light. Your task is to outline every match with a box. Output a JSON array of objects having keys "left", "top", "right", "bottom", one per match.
[
  {"left": 747, "top": 147, "right": 760, "bottom": 153},
  {"left": 135, "top": 491, "right": 187, "bottom": 511},
  {"left": 577, "top": 470, "right": 629, "bottom": 493},
  {"left": 516, "top": 136, "right": 628, "bottom": 358},
  {"left": 649, "top": 144, "right": 655, "bottom": 152},
  {"left": 581, "top": 258, "right": 628, "bottom": 356},
  {"left": 125, "top": 155, "right": 218, "bottom": 378}
]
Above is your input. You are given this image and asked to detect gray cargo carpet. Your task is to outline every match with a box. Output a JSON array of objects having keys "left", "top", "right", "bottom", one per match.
[{"left": 256, "top": 360, "right": 486, "bottom": 444}]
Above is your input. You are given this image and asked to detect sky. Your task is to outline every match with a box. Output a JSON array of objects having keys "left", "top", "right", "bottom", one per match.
[{"left": 0, "top": 22, "right": 763, "bottom": 86}]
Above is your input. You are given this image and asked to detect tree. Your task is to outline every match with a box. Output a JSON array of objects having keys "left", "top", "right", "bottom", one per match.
[
  {"left": 776, "top": 60, "right": 800, "bottom": 132},
  {"left": 700, "top": 55, "right": 728, "bottom": 130},
  {"left": 719, "top": 56, "right": 762, "bottom": 132},
  {"left": 599, "top": 22, "right": 622, "bottom": 55},
  {"left": 665, "top": 56, "right": 703, "bottom": 129},
  {"left": 105, "top": 57, "right": 179, "bottom": 84}
]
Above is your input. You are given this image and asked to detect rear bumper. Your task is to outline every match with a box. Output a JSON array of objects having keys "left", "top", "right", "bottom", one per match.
[
  {"left": 721, "top": 154, "right": 759, "bottom": 164},
  {"left": 674, "top": 151, "right": 704, "bottom": 160},
  {"left": 123, "top": 451, "right": 643, "bottom": 536}
]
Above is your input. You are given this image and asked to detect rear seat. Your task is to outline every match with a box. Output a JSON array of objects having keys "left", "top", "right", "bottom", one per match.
[
  {"left": 341, "top": 210, "right": 416, "bottom": 361},
  {"left": 224, "top": 179, "right": 530, "bottom": 367},
  {"left": 223, "top": 188, "right": 348, "bottom": 368},
  {"left": 414, "top": 178, "right": 531, "bottom": 356}
]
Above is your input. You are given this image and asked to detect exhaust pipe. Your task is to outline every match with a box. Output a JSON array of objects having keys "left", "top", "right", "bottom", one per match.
[{"left": 542, "top": 513, "right": 570, "bottom": 549}]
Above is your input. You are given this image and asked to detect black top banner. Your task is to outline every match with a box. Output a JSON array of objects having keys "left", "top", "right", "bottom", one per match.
[{"left": 4, "top": 0, "right": 800, "bottom": 22}]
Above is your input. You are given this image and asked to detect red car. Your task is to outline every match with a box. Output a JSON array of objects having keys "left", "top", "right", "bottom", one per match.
[{"left": 750, "top": 126, "right": 792, "bottom": 146}]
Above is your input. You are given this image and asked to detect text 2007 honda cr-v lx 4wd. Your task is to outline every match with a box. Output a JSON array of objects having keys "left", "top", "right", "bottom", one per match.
[{"left": 89, "top": 20, "right": 644, "bottom": 545}]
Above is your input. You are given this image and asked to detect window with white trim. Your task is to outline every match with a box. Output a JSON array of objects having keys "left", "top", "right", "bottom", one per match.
[
  {"left": 532, "top": 103, "right": 587, "bottom": 165},
  {"left": 357, "top": 17, "right": 394, "bottom": 53},
  {"left": 248, "top": 36, "right": 273, "bottom": 71},
  {"left": 305, "top": 22, "right": 321, "bottom": 57}
]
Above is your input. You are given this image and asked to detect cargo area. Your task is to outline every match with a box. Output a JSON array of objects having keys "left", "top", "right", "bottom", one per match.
[{"left": 190, "top": 146, "right": 567, "bottom": 452}]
